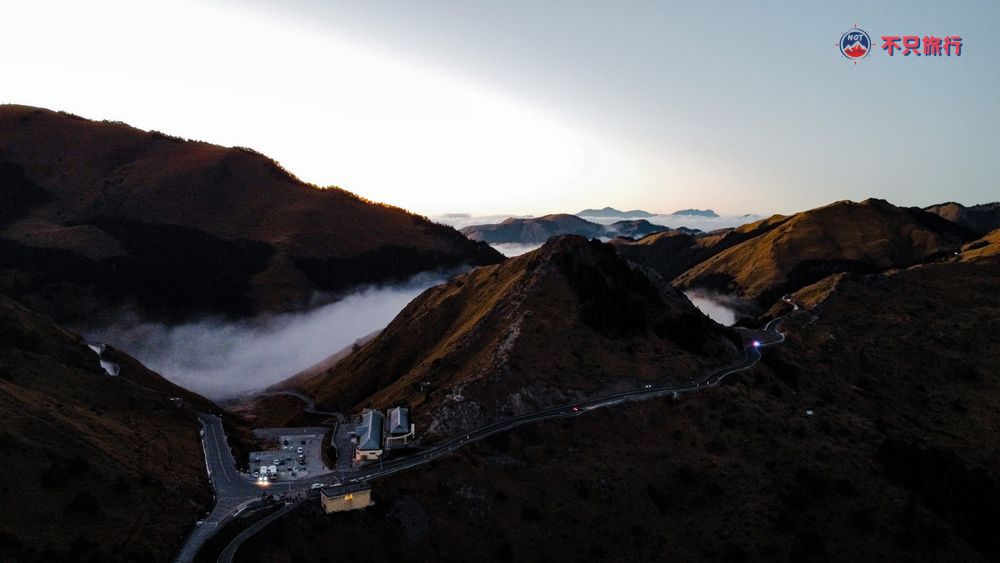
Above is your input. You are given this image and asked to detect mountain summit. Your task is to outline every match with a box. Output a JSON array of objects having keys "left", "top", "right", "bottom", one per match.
[
  {"left": 671, "top": 199, "right": 976, "bottom": 307},
  {"left": 925, "top": 201, "right": 1000, "bottom": 235},
  {"left": 671, "top": 208, "right": 719, "bottom": 218},
  {"left": 279, "top": 236, "right": 739, "bottom": 435}
]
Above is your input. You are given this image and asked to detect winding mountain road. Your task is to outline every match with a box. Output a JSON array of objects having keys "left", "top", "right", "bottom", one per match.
[
  {"left": 174, "top": 297, "right": 799, "bottom": 562},
  {"left": 217, "top": 500, "right": 303, "bottom": 563}
]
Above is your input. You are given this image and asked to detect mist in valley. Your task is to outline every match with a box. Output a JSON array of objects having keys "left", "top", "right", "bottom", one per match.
[
  {"left": 87, "top": 272, "right": 453, "bottom": 399},
  {"left": 433, "top": 212, "right": 762, "bottom": 233},
  {"left": 684, "top": 290, "right": 745, "bottom": 326}
]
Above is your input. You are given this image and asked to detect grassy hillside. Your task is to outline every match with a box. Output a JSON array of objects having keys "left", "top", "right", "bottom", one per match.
[
  {"left": 0, "top": 296, "right": 223, "bottom": 562},
  {"left": 670, "top": 199, "right": 975, "bottom": 310},
  {"left": 925, "top": 202, "right": 1000, "bottom": 235},
  {"left": 275, "top": 236, "right": 739, "bottom": 436},
  {"left": 611, "top": 224, "right": 762, "bottom": 281},
  {"left": 0, "top": 105, "right": 501, "bottom": 323},
  {"left": 237, "top": 252, "right": 1000, "bottom": 563}
]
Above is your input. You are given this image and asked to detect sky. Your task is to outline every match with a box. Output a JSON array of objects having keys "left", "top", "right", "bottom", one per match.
[{"left": 2, "top": 0, "right": 997, "bottom": 217}]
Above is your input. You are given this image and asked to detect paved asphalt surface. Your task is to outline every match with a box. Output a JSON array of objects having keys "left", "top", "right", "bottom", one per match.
[{"left": 174, "top": 297, "right": 799, "bottom": 562}]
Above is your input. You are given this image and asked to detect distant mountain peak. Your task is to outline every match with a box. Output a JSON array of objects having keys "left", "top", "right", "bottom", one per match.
[
  {"left": 671, "top": 208, "right": 719, "bottom": 218},
  {"left": 461, "top": 214, "right": 672, "bottom": 244},
  {"left": 925, "top": 200, "right": 1000, "bottom": 235},
  {"left": 576, "top": 207, "right": 655, "bottom": 218}
]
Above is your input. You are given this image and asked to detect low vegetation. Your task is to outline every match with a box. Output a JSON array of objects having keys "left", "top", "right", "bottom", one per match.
[
  {"left": 240, "top": 250, "right": 1000, "bottom": 562},
  {"left": 0, "top": 296, "right": 221, "bottom": 561}
]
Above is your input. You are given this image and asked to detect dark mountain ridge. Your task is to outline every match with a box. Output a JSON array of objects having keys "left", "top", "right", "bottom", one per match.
[
  {"left": 269, "top": 236, "right": 739, "bottom": 435},
  {"left": 617, "top": 198, "right": 978, "bottom": 312},
  {"left": 0, "top": 105, "right": 502, "bottom": 324},
  {"left": 925, "top": 201, "right": 1000, "bottom": 235},
  {"left": 459, "top": 214, "right": 680, "bottom": 244},
  {"left": 0, "top": 295, "right": 233, "bottom": 561},
  {"left": 238, "top": 244, "right": 1000, "bottom": 563},
  {"left": 672, "top": 208, "right": 719, "bottom": 217},
  {"left": 576, "top": 206, "right": 655, "bottom": 218}
]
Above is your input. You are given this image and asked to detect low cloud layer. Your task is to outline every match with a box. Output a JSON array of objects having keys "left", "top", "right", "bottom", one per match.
[
  {"left": 684, "top": 290, "right": 745, "bottom": 326},
  {"left": 433, "top": 212, "right": 763, "bottom": 234},
  {"left": 87, "top": 272, "right": 452, "bottom": 399},
  {"left": 579, "top": 213, "right": 763, "bottom": 232}
]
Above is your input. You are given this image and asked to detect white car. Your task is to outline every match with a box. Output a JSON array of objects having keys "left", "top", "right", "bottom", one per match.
[{"left": 310, "top": 483, "right": 324, "bottom": 490}]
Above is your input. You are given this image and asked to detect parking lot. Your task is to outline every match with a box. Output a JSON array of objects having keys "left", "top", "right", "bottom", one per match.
[{"left": 249, "top": 428, "right": 330, "bottom": 482}]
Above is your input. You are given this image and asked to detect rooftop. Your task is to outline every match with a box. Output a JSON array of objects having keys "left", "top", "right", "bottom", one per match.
[
  {"left": 320, "top": 482, "right": 371, "bottom": 498},
  {"left": 388, "top": 406, "right": 410, "bottom": 434},
  {"left": 356, "top": 409, "right": 384, "bottom": 451}
]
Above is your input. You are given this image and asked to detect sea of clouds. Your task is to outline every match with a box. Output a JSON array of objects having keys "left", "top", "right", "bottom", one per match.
[
  {"left": 86, "top": 272, "right": 453, "bottom": 399},
  {"left": 433, "top": 211, "right": 763, "bottom": 234},
  {"left": 433, "top": 211, "right": 764, "bottom": 258}
]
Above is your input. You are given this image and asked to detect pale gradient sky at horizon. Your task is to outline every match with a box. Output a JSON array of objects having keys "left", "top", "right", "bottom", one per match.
[{"left": 2, "top": 0, "right": 997, "bottom": 217}]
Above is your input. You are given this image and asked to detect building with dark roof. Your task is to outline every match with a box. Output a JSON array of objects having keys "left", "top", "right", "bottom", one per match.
[
  {"left": 354, "top": 409, "right": 384, "bottom": 462},
  {"left": 387, "top": 406, "right": 410, "bottom": 435}
]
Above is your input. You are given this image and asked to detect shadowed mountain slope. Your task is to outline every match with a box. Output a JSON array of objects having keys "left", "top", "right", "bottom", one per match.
[
  {"left": 611, "top": 226, "right": 757, "bottom": 281},
  {"left": 460, "top": 214, "right": 606, "bottom": 244},
  {"left": 239, "top": 248, "right": 1000, "bottom": 563},
  {"left": 278, "top": 236, "right": 739, "bottom": 435},
  {"left": 0, "top": 295, "right": 228, "bottom": 562},
  {"left": 669, "top": 199, "right": 977, "bottom": 309},
  {"left": 0, "top": 105, "right": 501, "bottom": 323},
  {"left": 925, "top": 201, "right": 1000, "bottom": 235}
]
